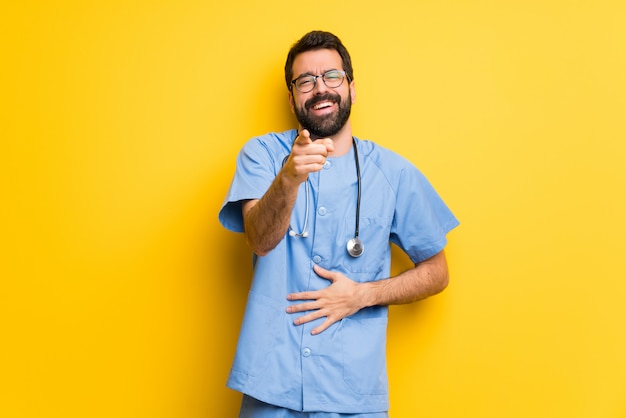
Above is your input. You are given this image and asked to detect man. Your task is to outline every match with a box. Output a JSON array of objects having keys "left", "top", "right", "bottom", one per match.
[{"left": 219, "top": 30, "right": 459, "bottom": 418}]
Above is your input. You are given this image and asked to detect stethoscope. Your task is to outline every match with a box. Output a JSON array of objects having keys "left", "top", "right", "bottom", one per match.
[{"left": 284, "top": 137, "right": 364, "bottom": 257}]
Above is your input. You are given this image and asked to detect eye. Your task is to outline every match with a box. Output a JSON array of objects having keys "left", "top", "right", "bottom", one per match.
[
  {"left": 325, "top": 71, "right": 341, "bottom": 80},
  {"left": 297, "top": 77, "right": 313, "bottom": 88}
]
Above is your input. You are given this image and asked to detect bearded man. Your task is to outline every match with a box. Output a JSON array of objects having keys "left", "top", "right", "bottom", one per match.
[{"left": 219, "top": 30, "right": 459, "bottom": 418}]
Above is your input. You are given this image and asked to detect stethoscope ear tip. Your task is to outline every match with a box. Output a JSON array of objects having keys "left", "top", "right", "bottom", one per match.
[{"left": 288, "top": 229, "right": 309, "bottom": 238}]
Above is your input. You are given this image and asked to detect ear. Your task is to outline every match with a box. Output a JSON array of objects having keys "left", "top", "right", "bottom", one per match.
[
  {"left": 288, "top": 91, "right": 295, "bottom": 114},
  {"left": 349, "top": 80, "right": 356, "bottom": 104}
]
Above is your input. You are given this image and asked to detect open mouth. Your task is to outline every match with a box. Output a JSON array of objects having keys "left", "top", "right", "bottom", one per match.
[
  {"left": 306, "top": 94, "right": 340, "bottom": 112},
  {"left": 312, "top": 100, "right": 334, "bottom": 110}
]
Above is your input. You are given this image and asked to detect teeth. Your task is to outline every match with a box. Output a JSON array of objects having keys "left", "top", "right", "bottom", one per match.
[{"left": 313, "top": 101, "right": 333, "bottom": 110}]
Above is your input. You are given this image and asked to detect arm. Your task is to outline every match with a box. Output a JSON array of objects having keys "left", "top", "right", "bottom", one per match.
[
  {"left": 286, "top": 250, "right": 449, "bottom": 335},
  {"left": 241, "top": 176, "right": 298, "bottom": 256},
  {"left": 243, "top": 130, "right": 333, "bottom": 256},
  {"left": 364, "top": 250, "right": 449, "bottom": 306}
]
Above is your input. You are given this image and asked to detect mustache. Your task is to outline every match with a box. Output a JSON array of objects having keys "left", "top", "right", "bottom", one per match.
[{"left": 305, "top": 93, "right": 341, "bottom": 110}]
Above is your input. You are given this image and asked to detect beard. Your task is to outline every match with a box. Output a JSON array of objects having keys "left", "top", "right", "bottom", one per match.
[{"left": 294, "top": 92, "right": 352, "bottom": 138}]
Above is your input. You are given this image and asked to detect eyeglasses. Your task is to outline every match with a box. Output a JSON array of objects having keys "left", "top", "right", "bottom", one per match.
[{"left": 290, "top": 70, "right": 348, "bottom": 93}]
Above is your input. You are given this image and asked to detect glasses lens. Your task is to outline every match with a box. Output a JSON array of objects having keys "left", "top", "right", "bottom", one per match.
[
  {"left": 323, "top": 70, "right": 344, "bottom": 88},
  {"left": 295, "top": 76, "right": 315, "bottom": 92}
]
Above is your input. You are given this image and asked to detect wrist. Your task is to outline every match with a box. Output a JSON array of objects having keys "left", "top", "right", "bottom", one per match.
[
  {"left": 278, "top": 165, "right": 305, "bottom": 191},
  {"left": 359, "top": 281, "right": 379, "bottom": 308}
]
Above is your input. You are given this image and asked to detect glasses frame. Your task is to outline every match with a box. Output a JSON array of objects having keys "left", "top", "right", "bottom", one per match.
[{"left": 290, "top": 70, "right": 348, "bottom": 93}]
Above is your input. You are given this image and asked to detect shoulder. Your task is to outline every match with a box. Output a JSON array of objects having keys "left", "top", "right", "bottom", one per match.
[
  {"left": 243, "top": 129, "right": 297, "bottom": 153},
  {"left": 238, "top": 129, "right": 298, "bottom": 166},
  {"left": 356, "top": 137, "right": 418, "bottom": 177}
]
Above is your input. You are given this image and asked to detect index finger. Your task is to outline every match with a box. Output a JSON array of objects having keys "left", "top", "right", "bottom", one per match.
[
  {"left": 313, "top": 264, "right": 337, "bottom": 281},
  {"left": 295, "top": 129, "right": 312, "bottom": 145}
]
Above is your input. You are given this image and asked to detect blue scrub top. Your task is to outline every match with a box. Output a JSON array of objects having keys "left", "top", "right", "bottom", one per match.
[{"left": 219, "top": 129, "right": 459, "bottom": 413}]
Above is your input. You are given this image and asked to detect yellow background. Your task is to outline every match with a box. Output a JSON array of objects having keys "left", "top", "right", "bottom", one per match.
[{"left": 2, "top": 1, "right": 625, "bottom": 417}]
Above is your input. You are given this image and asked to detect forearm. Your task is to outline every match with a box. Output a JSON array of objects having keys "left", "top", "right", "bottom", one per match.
[
  {"left": 285, "top": 251, "right": 450, "bottom": 335},
  {"left": 243, "top": 131, "right": 334, "bottom": 256},
  {"left": 361, "top": 250, "right": 449, "bottom": 307},
  {"left": 243, "top": 172, "right": 300, "bottom": 256}
]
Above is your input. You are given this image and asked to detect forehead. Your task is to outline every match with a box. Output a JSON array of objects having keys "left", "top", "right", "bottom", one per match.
[{"left": 292, "top": 49, "right": 343, "bottom": 77}]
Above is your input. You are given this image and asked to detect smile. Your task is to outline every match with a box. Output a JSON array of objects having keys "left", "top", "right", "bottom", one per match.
[{"left": 312, "top": 101, "right": 334, "bottom": 110}]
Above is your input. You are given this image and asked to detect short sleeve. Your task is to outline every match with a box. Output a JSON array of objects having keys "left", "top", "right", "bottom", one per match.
[
  {"left": 218, "top": 132, "right": 294, "bottom": 232},
  {"left": 390, "top": 163, "right": 459, "bottom": 263}
]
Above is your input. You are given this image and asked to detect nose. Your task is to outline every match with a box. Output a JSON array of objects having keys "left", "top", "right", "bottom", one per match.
[{"left": 312, "top": 75, "right": 330, "bottom": 94}]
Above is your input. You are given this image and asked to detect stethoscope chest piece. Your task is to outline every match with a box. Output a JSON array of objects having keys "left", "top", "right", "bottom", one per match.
[{"left": 346, "top": 237, "right": 364, "bottom": 257}]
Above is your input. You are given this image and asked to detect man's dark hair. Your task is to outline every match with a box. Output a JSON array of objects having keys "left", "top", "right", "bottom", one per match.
[{"left": 284, "top": 31, "right": 354, "bottom": 91}]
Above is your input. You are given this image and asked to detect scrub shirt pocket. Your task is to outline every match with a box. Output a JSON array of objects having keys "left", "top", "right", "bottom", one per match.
[
  {"left": 342, "top": 216, "right": 392, "bottom": 276},
  {"left": 341, "top": 315, "right": 389, "bottom": 395},
  {"left": 231, "top": 291, "right": 282, "bottom": 378}
]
